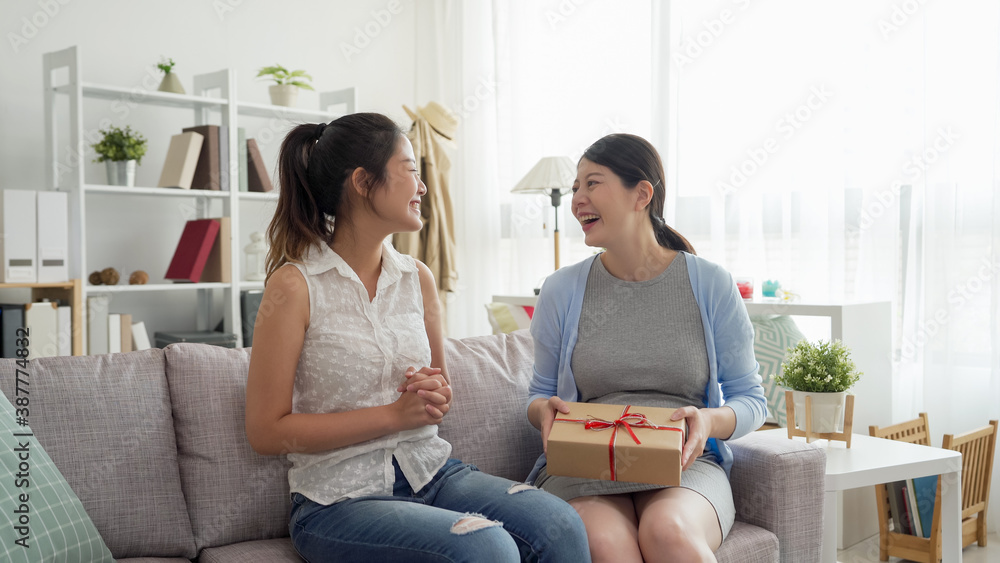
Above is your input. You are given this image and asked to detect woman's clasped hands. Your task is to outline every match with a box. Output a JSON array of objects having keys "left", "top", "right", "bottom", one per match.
[{"left": 393, "top": 366, "right": 452, "bottom": 429}]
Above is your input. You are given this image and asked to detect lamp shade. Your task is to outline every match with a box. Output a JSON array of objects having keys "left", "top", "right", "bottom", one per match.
[{"left": 510, "top": 156, "right": 576, "bottom": 195}]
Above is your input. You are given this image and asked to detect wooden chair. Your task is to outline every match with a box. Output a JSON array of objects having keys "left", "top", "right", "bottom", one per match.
[
  {"left": 942, "top": 419, "right": 997, "bottom": 551},
  {"left": 869, "top": 416, "right": 998, "bottom": 562},
  {"left": 870, "top": 413, "right": 937, "bottom": 562}
]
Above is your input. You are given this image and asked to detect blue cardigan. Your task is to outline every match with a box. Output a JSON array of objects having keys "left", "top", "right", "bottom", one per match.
[{"left": 525, "top": 252, "right": 767, "bottom": 482}]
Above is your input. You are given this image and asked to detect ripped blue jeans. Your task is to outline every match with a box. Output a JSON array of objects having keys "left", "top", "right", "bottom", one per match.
[{"left": 289, "top": 458, "right": 591, "bottom": 563}]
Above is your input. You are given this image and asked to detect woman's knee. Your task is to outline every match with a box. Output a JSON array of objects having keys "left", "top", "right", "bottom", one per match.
[{"left": 637, "top": 513, "right": 712, "bottom": 560}]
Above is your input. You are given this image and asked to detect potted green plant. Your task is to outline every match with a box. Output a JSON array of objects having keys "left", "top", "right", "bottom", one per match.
[
  {"left": 156, "top": 56, "right": 185, "bottom": 94},
  {"left": 91, "top": 126, "right": 148, "bottom": 187},
  {"left": 255, "top": 64, "right": 314, "bottom": 107},
  {"left": 774, "top": 339, "right": 862, "bottom": 433}
]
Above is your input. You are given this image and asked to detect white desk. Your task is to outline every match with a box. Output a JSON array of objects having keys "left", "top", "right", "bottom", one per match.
[{"left": 757, "top": 429, "right": 963, "bottom": 563}]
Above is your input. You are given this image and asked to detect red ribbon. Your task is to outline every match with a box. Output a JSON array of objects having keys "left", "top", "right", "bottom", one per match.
[{"left": 554, "top": 405, "right": 686, "bottom": 481}]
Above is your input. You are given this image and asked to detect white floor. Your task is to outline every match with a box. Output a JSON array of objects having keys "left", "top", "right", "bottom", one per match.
[{"left": 837, "top": 532, "right": 999, "bottom": 562}]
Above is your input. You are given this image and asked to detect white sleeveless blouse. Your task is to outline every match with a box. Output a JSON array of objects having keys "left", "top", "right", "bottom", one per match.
[{"left": 286, "top": 241, "right": 451, "bottom": 505}]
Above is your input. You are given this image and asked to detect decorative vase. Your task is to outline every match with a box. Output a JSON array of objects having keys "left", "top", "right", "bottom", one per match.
[
  {"left": 268, "top": 84, "right": 298, "bottom": 107},
  {"left": 157, "top": 72, "right": 185, "bottom": 94},
  {"left": 791, "top": 390, "right": 847, "bottom": 433},
  {"left": 106, "top": 160, "right": 136, "bottom": 187},
  {"left": 243, "top": 232, "right": 267, "bottom": 282}
]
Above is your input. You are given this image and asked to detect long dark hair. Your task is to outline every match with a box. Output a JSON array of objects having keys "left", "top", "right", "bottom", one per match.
[
  {"left": 265, "top": 113, "right": 404, "bottom": 282},
  {"left": 581, "top": 133, "right": 695, "bottom": 254}
]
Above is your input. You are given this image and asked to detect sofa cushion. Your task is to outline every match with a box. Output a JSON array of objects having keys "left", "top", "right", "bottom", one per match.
[
  {"left": 163, "top": 344, "right": 291, "bottom": 552},
  {"left": 0, "top": 350, "right": 197, "bottom": 559},
  {"left": 439, "top": 329, "right": 542, "bottom": 482},
  {"left": 0, "top": 391, "right": 114, "bottom": 562},
  {"left": 199, "top": 538, "right": 300, "bottom": 563}
]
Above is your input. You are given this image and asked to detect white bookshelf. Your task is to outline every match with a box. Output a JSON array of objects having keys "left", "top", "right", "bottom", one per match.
[{"left": 43, "top": 45, "right": 355, "bottom": 350}]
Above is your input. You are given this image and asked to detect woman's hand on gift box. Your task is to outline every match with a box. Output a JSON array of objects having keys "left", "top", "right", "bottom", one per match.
[
  {"left": 397, "top": 366, "right": 452, "bottom": 419},
  {"left": 670, "top": 405, "right": 738, "bottom": 471},
  {"left": 528, "top": 396, "right": 571, "bottom": 454},
  {"left": 670, "top": 406, "right": 710, "bottom": 471}
]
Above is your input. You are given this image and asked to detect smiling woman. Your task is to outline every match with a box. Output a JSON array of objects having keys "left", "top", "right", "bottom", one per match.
[{"left": 244, "top": 112, "right": 591, "bottom": 562}]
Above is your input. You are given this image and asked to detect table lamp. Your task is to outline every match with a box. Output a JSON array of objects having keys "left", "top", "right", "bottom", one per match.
[{"left": 510, "top": 156, "right": 576, "bottom": 270}]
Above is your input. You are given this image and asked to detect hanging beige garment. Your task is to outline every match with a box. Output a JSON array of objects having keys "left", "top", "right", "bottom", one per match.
[{"left": 393, "top": 103, "right": 458, "bottom": 326}]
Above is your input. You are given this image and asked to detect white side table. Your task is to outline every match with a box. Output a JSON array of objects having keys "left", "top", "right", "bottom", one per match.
[{"left": 757, "top": 429, "right": 962, "bottom": 562}]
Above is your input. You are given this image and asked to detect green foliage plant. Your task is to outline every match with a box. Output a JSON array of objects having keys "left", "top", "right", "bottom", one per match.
[
  {"left": 157, "top": 57, "right": 176, "bottom": 74},
  {"left": 255, "top": 64, "right": 315, "bottom": 90},
  {"left": 774, "top": 339, "right": 862, "bottom": 393},
  {"left": 91, "top": 126, "right": 148, "bottom": 164}
]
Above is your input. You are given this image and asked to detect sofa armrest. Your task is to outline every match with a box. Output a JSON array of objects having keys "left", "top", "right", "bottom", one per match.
[{"left": 728, "top": 432, "right": 826, "bottom": 563}]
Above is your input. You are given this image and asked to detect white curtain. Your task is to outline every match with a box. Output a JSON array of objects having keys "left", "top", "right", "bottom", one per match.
[{"left": 659, "top": 0, "right": 1000, "bottom": 533}]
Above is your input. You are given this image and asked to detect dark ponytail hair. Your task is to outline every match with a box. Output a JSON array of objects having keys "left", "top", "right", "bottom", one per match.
[
  {"left": 265, "top": 113, "right": 404, "bottom": 282},
  {"left": 581, "top": 133, "right": 695, "bottom": 254}
]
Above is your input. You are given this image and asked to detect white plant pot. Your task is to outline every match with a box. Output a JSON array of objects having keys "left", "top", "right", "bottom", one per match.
[
  {"left": 106, "top": 160, "right": 136, "bottom": 187},
  {"left": 268, "top": 84, "right": 299, "bottom": 107},
  {"left": 791, "top": 390, "right": 847, "bottom": 433}
]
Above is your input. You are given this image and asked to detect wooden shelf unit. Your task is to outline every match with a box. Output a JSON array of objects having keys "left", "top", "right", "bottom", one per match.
[{"left": 42, "top": 45, "right": 355, "bottom": 351}]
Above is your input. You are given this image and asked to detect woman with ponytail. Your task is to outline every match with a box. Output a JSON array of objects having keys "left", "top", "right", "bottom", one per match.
[
  {"left": 526, "top": 133, "right": 766, "bottom": 562},
  {"left": 245, "top": 113, "right": 589, "bottom": 563}
]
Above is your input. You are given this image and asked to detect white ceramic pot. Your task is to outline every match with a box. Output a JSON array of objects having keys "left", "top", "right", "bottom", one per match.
[
  {"left": 791, "top": 390, "right": 846, "bottom": 433},
  {"left": 106, "top": 160, "right": 136, "bottom": 187},
  {"left": 268, "top": 84, "right": 299, "bottom": 107}
]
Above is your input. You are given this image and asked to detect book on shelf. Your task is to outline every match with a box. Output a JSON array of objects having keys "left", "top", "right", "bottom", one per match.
[
  {"left": 119, "top": 313, "right": 132, "bottom": 353},
  {"left": 238, "top": 127, "right": 248, "bottom": 192},
  {"left": 904, "top": 480, "right": 923, "bottom": 537},
  {"left": 132, "top": 321, "right": 151, "bottom": 351},
  {"left": 165, "top": 219, "right": 221, "bottom": 283},
  {"left": 909, "top": 475, "right": 937, "bottom": 538},
  {"left": 25, "top": 301, "right": 59, "bottom": 359},
  {"left": 0, "top": 303, "right": 25, "bottom": 358},
  {"left": 57, "top": 304, "right": 71, "bottom": 356},
  {"left": 241, "top": 289, "right": 264, "bottom": 346},
  {"left": 87, "top": 295, "right": 109, "bottom": 355},
  {"left": 157, "top": 131, "right": 204, "bottom": 189},
  {"left": 246, "top": 138, "right": 273, "bottom": 192},
  {"left": 109, "top": 313, "right": 122, "bottom": 354},
  {"left": 200, "top": 216, "right": 231, "bottom": 283},
  {"left": 182, "top": 125, "right": 229, "bottom": 191}
]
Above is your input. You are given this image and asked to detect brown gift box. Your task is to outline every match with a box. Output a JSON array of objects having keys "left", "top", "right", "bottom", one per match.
[{"left": 546, "top": 402, "right": 687, "bottom": 487}]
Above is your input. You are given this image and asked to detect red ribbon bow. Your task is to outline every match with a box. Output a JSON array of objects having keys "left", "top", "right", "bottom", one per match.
[{"left": 555, "top": 405, "right": 686, "bottom": 481}]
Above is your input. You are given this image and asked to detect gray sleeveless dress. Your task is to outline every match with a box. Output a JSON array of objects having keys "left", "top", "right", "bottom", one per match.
[{"left": 534, "top": 255, "right": 736, "bottom": 539}]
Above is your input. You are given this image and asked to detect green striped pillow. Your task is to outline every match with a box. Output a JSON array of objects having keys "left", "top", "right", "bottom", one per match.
[{"left": 0, "top": 391, "right": 113, "bottom": 563}]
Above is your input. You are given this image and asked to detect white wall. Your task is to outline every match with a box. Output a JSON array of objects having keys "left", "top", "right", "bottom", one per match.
[{"left": 0, "top": 0, "right": 420, "bottom": 338}]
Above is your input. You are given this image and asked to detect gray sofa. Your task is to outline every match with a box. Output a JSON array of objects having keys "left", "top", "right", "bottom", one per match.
[{"left": 0, "top": 330, "right": 825, "bottom": 562}]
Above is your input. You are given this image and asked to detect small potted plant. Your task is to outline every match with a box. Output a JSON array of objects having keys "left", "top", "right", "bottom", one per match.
[
  {"left": 156, "top": 56, "right": 185, "bottom": 94},
  {"left": 774, "top": 339, "right": 862, "bottom": 433},
  {"left": 255, "top": 64, "right": 314, "bottom": 107},
  {"left": 91, "top": 126, "right": 148, "bottom": 187}
]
